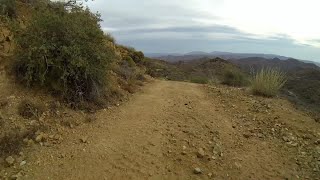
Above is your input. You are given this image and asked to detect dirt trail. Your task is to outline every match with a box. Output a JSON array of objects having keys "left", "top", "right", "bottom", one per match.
[{"left": 17, "top": 80, "right": 320, "bottom": 179}]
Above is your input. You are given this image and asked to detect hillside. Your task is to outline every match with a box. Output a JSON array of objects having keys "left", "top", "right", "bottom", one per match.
[
  {"left": 230, "top": 57, "right": 319, "bottom": 71},
  {"left": 145, "top": 57, "right": 248, "bottom": 85}
]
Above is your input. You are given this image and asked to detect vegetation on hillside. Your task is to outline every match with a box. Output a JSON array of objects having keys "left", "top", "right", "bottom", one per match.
[
  {"left": 13, "top": 2, "right": 115, "bottom": 104},
  {"left": 222, "top": 68, "right": 249, "bottom": 87},
  {"left": 145, "top": 57, "right": 250, "bottom": 86},
  {"left": 0, "top": 0, "right": 148, "bottom": 108},
  {"left": 251, "top": 68, "right": 287, "bottom": 97},
  {"left": 0, "top": 0, "right": 16, "bottom": 18},
  {"left": 284, "top": 69, "right": 320, "bottom": 121}
]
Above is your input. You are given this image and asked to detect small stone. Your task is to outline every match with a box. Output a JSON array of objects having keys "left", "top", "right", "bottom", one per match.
[
  {"left": 197, "top": 148, "right": 205, "bottom": 158},
  {"left": 29, "top": 120, "right": 38, "bottom": 126},
  {"left": 181, "top": 151, "right": 187, "bottom": 155},
  {"left": 287, "top": 142, "right": 298, "bottom": 147},
  {"left": 208, "top": 173, "right": 213, "bottom": 177},
  {"left": 80, "top": 136, "right": 88, "bottom": 143},
  {"left": 257, "top": 133, "right": 264, "bottom": 138},
  {"left": 20, "top": 161, "right": 26, "bottom": 166},
  {"left": 314, "top": 139, "right": 320, "bottom": 145},
  {"left": 282, "top": 136, "right": 290, "bottom": 142},
  {"left": 182, "top": 145, "right": 187, "bottom": 150},
  {"left": 35, "top": 133, "right": 47, "bottom": 143},
  {"left": 194, "top": 167, "right": 202, "bottom": 174},
  {"left": 5, "top": 156, "right": 15, "bottom": 166},
  {"left": 266, "top": 104, "right": 271, "bottom": 109}
]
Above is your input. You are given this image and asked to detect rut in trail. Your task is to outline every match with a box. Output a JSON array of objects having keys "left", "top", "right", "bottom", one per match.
[{"left": 20, "top": 80, "right": 320, "bottom": 180}]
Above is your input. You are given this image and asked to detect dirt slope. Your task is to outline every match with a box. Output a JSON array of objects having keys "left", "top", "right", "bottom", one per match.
[{"left": 2, "top": 80, "right": 320, "bottom": 179}]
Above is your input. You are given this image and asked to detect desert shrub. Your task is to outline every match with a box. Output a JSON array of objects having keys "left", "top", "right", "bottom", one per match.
[
  {"left": 0, "top": 131, "right": 25, "bottom": 156},
  {"left": 0, "top": 0, "right": 16, "bottom": 18},
  {"left": 123, "top": 56, "right": 136, "bottom": 67},
  {"left": 131, "top": 51, "right": 144, "bottom": 64},
  {"left": 222, "top": 68, "right": 249, "bottom": 87},
  {"left": 0, "top": 124, "right": 44, "bottom": 156},
  {"left": 251, "top": 68, "right": 287, "bottom": 97},
  {"left": 116, "top": 61, "right": 138, "bottom": 81},
  {"left": 18, "top": 100, "right": 45, "bottom": 119},
  {"left": 13, "top": 3, "right": 115, "bottom": 104},
  {"left": 190, "top": 76, "right": 209, "bottom": 84},
  {"left": 118, "top": 45, "right": 144, "bottom": 64}
]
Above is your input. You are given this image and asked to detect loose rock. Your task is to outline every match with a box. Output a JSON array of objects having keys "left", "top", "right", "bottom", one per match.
[
  {"left": 194, "top": 167, "right": 202, "bottom": 174},
  {"left": 197, "top": 148, "right": 205, "bottom": 158},
  {"left": 80, "top": 136, "right": 89, "bottom": 143},
  {"left": 35, "top": 132, "right": 47, "bottom": 143},
  {"left": 20, "top": 161, "right": 27, "bottom": 166},
  {"left": 5, "top": 156, "right": 15, "bottom": 166}
]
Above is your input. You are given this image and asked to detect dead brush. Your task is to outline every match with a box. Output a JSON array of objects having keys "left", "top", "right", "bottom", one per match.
[
  {"left": 18, "top": 99, "right": 45, "bottom": 119},
  {"left": 0, "top": 125, "right": 41, "bottom": 157}
]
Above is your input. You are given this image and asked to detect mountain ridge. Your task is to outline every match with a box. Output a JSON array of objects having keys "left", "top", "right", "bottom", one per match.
[{"left": 145, "top": 51, "right": 320, "bottom": 66}]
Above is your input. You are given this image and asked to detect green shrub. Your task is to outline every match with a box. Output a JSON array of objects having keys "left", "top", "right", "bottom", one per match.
[
  {"left": 222, "top": 68, "right": 249, "bottom": 87},
  {"left": 251, "top": 68, "right": 287, "bottom": 97},
  {"left": 13, "top": 3, "right": 115, "bottom": 104},
  {"left": 0, "top": 0, "right": 16, "bottom": 18},
  {"left": 123, "top": 56, "right": 136, "bottom": 67},
  {"left": 118, "top": 45, "right": 144, "bottom": 64},
  {"left": 131, "top": 51, "right": 144, "bottom": 64},
  {"left": 190, "top": 76, "right": 209, "bottom": 84}
]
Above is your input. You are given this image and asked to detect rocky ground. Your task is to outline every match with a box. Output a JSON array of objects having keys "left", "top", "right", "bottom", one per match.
[{"left": 0, "top": 80, "right": 319, "bottom": 180}]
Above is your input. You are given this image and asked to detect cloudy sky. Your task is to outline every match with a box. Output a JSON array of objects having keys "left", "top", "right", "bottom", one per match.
[{"left": 86, "top": 0, "right": 320, "bottom": 61}]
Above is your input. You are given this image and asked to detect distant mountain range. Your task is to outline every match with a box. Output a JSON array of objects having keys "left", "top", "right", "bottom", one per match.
[
  {"left": 146, "top": 51, "right": 320, "bottom": 67},
  {"left": 230, "top": 57, "right": 319, "bottom": 72}
]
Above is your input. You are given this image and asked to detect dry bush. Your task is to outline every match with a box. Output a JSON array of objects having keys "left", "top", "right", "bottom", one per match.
[
  {"left": 0, "top": 126, "right": 41, "bottom": 157},
  {"left": 18, "top": 99, "right": 45, "bottom": 119}
]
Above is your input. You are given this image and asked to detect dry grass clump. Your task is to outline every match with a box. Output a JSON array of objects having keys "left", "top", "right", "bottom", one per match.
[{"left": 251, "top": 68, "right": 287, "bottom": 97}]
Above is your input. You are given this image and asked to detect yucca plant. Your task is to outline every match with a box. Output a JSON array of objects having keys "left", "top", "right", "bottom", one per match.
[{"left": 251, "top": 68, "right": 287, "bottom": 97}]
